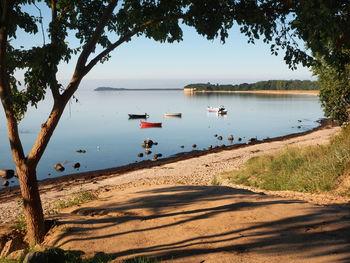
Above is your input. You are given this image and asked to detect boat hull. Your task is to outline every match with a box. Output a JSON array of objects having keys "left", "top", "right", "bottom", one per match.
[
  {"left": 140, "top": 121, "right": 162, "bottom": 127},
  {"left": 129, "top": 114, "right": 148, "bottom": 119},
  {"left": 164, "top": 113, "right": 182, "bottom": 117}
]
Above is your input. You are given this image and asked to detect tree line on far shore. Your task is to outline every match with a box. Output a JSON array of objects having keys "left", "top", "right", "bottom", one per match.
[{"left": 184, "top": 80, "right": 319, "bottom": 92}]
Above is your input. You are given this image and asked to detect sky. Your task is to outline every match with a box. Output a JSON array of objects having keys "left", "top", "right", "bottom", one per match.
[{"left": 14, "top": 3, "right": 314, "bottom": 90}]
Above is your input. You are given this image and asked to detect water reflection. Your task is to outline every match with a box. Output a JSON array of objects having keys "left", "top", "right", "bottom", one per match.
[{"left": 0, "top": 90, "right": 323, "bottom": 188}]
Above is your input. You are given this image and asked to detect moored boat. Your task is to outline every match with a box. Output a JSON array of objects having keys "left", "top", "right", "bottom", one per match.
[
  {"left": 140, "top": 121, "right": 162, "bottom": 128},
  {"left": 164, "top": 113, "right": 182, "bottom": 118},
  {"left": 208, "top": 106, "right": 227, "bottom": 114},
  {"left": 128, "top": 113, "right": 149, "bottom": 119}
]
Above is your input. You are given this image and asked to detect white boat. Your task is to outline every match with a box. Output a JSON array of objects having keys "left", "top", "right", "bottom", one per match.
[
  {"left": 208, "top": 106, "right": 227, "bottom": 114},
  {"left": 164, "top": 113, "right": 182, "bottom": 117}
]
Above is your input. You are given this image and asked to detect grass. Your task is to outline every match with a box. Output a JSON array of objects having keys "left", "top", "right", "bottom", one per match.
[
  {"left": 223, "top": 126, "right": 350, "bottom": 193},
  {"left": 211, "top": 175, "right": 222, "bottom": 186},
  {"left": 55, "top": 191, "right": 98, "bottom": 210},
  {"left": 11, "top": 214, "right": 26, "bottom": 232},
  {"left": 123, "top": 256, "right": 159, "bottom": 263}
]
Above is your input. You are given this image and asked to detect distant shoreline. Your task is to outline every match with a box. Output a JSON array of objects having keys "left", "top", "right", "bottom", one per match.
[
  {"left": 94, "top": 87, "right": 182, "bottom": 91},
  {"left": 185, "top": 90, "right": 319, "bottom": 95}
]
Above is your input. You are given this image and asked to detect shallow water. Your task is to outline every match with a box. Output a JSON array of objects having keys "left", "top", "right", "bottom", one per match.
[{"left": 0, "top": 90, "right": 323, "bottom": 188}]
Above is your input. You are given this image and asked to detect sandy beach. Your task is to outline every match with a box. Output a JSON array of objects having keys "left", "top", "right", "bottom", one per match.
[{"left": 2, "top": 122, "right": 350, "bottom": 262}]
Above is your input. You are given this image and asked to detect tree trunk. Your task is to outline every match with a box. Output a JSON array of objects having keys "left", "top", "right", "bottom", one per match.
[{"left": 17, "top": 162, "right": 45, "bottom": 245}]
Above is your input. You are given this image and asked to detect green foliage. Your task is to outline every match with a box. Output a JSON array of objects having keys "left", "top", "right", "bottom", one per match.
[
  {"left": 314, "top": 60, "right": 350, "bottom": 124},
  {"left": 54, "top": 191, "right": 97, "bottom": 210},
  {"left": 185, "top": 80, "right": 319, "bottom": 92},
  {"left": 4, "top": 1, "right": 350, "bottom": 121},
  {"left": 224, "top": 126, "right": 350, "bottom": 193},
  {"left": 11, "top": 214, "right": 27, "bottom": 233}
]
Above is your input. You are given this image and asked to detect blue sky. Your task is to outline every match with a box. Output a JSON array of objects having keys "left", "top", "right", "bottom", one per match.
[{"left": 14, "top": 4, "right": 314, "bottom": 90}]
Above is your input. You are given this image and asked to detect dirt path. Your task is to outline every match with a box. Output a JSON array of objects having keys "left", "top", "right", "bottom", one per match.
[
  {"left": 36, "top": 124, "right": 350, "bottom": 262},
  {"left": 45, "top": 184, "right": 350, "bottom": 263}
]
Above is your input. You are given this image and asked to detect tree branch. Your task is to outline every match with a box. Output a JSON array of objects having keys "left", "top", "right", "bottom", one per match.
[
  {"left": 75, "top": 0, "right": 119, "bottom": 72},
  {"left": 84, "top": 15, "right": 184, "bottom": 80},
  {"left": 0, "top": 0, "right": 26, "bottom": 162}
]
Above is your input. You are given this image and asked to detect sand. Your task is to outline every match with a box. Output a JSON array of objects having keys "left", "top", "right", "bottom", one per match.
[{"left": 2, "top": 123, "right": 350, "bottom": 262}]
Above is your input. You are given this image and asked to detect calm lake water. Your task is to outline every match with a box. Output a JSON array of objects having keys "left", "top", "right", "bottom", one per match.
[{"left": 0, "top": 90, "right": 323, "bottom": 188}]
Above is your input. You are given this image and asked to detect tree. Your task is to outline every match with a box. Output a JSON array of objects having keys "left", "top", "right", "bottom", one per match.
[
  {"left": 1, "top": 0, "right": 349, "bottom": 245},
  {"left": 0, "top": 0, "right": 258, "bottom": 245},
  {"left": 314, "top": 61, "right": 350, "bottom": 124}
]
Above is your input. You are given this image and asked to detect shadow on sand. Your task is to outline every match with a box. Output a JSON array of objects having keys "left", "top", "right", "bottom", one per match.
[{"left": 50, "top": 185, "right": 350, "bottom": 262}]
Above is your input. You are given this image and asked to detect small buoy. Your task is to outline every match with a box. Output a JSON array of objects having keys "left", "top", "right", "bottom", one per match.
[{"left": 192, "top": 144, "right": 197, "bottom": 148}]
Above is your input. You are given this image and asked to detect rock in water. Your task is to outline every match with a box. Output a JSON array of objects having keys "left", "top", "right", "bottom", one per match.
[
  {"left": 1, "top": 181, "right": 9, "bottom": 187},
  {"left": 0, "top": 170, "right": 14, "bottom": 179},
  {"left": 72, "top": 163, "right": 80, "bottom": 169},
  {"left": 54, "top": 163, "right": 65, "bottom": 172}
]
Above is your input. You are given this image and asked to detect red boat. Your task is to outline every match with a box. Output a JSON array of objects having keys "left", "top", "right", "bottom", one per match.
[{"left": 140, "top": 121, "right": 162, "bottom": 128}]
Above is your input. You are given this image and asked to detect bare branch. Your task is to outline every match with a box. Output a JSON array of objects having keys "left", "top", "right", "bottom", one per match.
[{"left": 34, "top": 3, "right": 46, "bottom": 45}]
